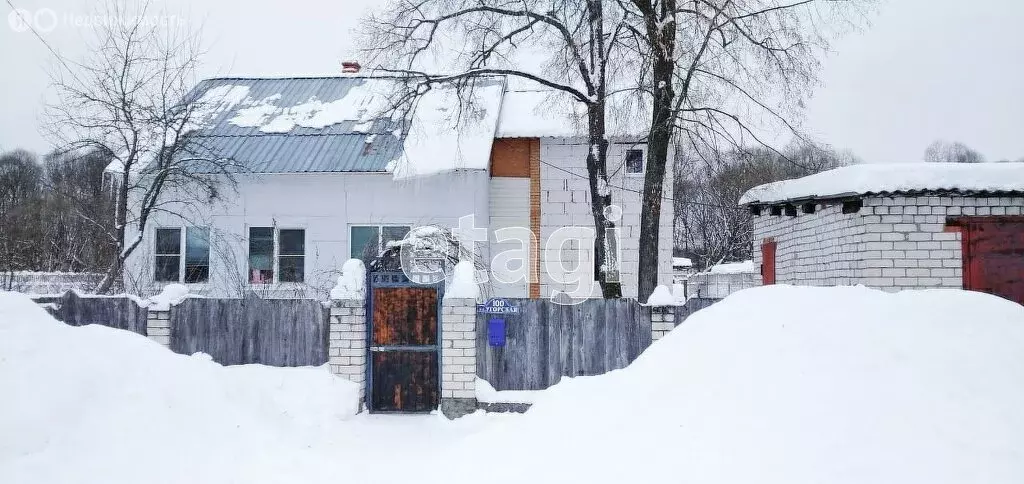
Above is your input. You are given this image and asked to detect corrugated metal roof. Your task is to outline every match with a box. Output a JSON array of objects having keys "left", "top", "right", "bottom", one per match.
[{"left": 178, "top": 76, "right": 501, "bottom": 173}]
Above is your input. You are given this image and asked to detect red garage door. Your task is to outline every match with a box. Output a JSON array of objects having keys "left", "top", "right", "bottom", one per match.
[{"left": 960, "top": 217, "right": 1024, "bottom": 305}]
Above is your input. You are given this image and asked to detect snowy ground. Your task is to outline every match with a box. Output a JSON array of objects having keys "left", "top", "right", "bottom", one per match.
[{"left": 3, "top": 286, "right": 1024, "bottom": 484}]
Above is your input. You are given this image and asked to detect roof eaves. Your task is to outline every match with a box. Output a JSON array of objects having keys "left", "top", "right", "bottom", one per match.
[{"left": 744, "top": 188, "right": 1024, "bottom": 206}]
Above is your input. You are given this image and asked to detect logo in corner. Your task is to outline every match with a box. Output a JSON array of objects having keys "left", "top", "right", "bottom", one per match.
[{"left": 7, "top": 9, "right": 32, "bottom": 32}]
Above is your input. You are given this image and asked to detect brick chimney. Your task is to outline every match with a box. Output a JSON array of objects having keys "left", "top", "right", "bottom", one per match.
[{"left": 341, "top": 61, "right": 361, "bottom": 74}]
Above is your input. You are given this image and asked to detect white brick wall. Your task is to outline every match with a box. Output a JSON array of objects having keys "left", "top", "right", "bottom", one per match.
[
  {"left": 752, "top": 202, "right": 865, "bottom": 286},
  {"left": 146, "top": 310, "right": 171, "bottom": 347},
  {"left": 752, "top": 195, "right": 1024, "bottom": 291},
  {"left": 650, "top": 308, "right": 676, "bottom": 341},
  {"left": 539, "top": 138, "right": 674, "bottom": 299},
  {"left": 328, "top": 298, "right": 367, "bottom": 406},
  {"left": 441, "top": 298, "right": 477, "bottom": 401}
]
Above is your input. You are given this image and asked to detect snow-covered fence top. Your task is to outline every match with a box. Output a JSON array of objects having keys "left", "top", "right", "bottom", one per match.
[{"left": 30, "top": 290, "right": 149, "bottom": 336}]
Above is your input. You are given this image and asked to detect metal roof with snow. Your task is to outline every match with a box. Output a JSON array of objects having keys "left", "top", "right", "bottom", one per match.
[
  {"left": 740, "top": 162, "right": 1024, "bottom": 205},
  {"left": 180, "top": 76, "right": 505, "bottom": 174}
]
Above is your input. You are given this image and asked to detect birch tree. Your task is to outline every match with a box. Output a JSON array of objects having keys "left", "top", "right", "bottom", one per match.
[
  {"left": 360, "top": 0, "right": 633, "bottom": 298},
  {"left": 45, "top": 1, "right": 238, "bottom": 293}
]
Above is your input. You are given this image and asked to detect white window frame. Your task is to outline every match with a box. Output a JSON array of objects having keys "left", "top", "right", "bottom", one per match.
[
  {"left": 624, "top": 148, "right": 645, "bottom": 176},
  {"left": 247, "top": 226, "right": 306, "bottom": 285},
  {"left": 153, "top": 226, "right": 210, "bottom": 284},
  {"left": 349, "top": 224, "right": 412, "bottom": 260}
]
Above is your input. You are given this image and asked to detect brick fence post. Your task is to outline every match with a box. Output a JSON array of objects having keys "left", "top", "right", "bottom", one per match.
[
  {"left": 328, "top": 297, "right": 367, "bottom": 410},
  {"left": 146, "top": 310, "right": 171, "bottom": 347},
  {"left": 650, "top": 307, "right": 676, "bottom": 342},
  {"left": 441, "top": 297, "right": 477, "bottom": 418}
]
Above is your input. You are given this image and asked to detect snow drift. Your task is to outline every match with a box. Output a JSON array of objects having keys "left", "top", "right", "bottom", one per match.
[
  {"left": 445, "top": 285, "right": 1024, "bottom": 484},
  {"left": 0, "top": 291, "right": 359, "bottom": 484},
  {"left": 4, "top": 286, "right": 1024, "bottom": 484}
]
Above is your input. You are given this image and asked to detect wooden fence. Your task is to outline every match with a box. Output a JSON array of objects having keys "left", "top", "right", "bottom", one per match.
[
  {"left": 169, "top": 297, "right": 329, "bottom": 366},
  {"left": 31, "top": 291, "right": 148, "bottom": 335},
  {"left": 475, "top": 298, "right": 651, "bottom": 391}
]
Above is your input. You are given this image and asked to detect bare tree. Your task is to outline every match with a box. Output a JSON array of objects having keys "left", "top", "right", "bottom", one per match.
[
  {"left": 360, "top": 0, "right": 634, "bottom": 298},
  {"left": 924, "top": 140, "right": 986, "bottom": 163},
  {"left": 41, "top": 148, "right": 117, "bottom": 272},
  {"left": 45, "top": 1, "right": 238, "bottom": 294},
  {"left": 674, "top": 143, "right": 855, "bottom": 268},
  {"left": 0, "top": 149, "right": 45, "bottom": 286},
  {"left": 614, "top": 0, "right": 870, "bottom": 299},
  {"left": 0, "top": 147, "right": 117, "bottom": 283}
]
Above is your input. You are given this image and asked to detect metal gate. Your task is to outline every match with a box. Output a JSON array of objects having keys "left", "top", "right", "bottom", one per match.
[
  {"left": 958, "top": 216, "right": 1024, "bottom": 306},
  {"left": 366, "top": 272, "right": 443, "bottom": 413}
]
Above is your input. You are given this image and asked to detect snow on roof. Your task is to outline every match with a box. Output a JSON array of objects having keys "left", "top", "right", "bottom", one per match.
[
  {"left": 495, "top": 90, "right": 584, "bottom": 138},
  {"left": 226, "top": 84, "right": 393, "bottom": 134},
  {"left": 495, "top": 89, "right": 649, "bottom": 138},
  {"left": 740, "top": 162, "right": 1024, "bottom": 205},
  {"left": 172, "top": 77, "right": 653, "bottom": 176},
  {"left": 708, "top": 260, "right": 757, "bottom": 274},
  {"left": 191, "top": 85, "right": 252, "bottom": 130},
  {"left": 389, "top": 81, "right": 504, "bottom": 179},
  {"left": 176, "top": 76, "right": 504, "bottom": 177},
  {"left": 672, "top": 257, "right": 693, "bottom": 268}
]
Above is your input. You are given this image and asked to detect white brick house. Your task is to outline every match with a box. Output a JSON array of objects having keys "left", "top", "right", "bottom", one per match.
[{"left": 741, "top": 163, "right": 1024, "bottom": 305}]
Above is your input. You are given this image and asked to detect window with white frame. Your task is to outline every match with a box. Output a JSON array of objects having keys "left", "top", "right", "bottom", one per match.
[
  {"left": 155, "top": 227, "right": 210, "bottom": 283},
  {"left": 625, "top": 149, "right": 644, "bottom": 175},
  {"left": 248, "top": 227, "right": 306, "bottom": 284},
  {"left": 350, "top": 225, "right": 411, "bottom": 260}
]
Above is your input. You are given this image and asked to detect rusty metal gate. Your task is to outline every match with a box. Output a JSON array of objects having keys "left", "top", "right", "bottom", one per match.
[
  {"left": 958, "top": 216, "right": 1024, "bottom": 306},
  {"left": 366, "top": 272, "right": 443, "bottom": 413}
]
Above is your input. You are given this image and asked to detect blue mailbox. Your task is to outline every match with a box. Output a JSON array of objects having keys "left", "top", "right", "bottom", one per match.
[{"left": 488, "top": 318, "right": 506, "bottom": 347}]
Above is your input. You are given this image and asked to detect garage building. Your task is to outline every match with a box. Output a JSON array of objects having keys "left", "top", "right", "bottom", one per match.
[{"left": 740, "top": 163, "right": 1024, "bottom": 305}]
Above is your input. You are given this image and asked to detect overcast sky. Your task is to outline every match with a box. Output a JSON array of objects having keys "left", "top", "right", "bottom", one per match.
[{"left": 2, "top": 0, "right": 1022, "bottom": 163}]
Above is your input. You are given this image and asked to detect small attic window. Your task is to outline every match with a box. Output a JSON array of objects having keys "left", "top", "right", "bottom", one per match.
[
  {"left": 769, "top": 205, "right": 782, "bottom": 216},
  {"left": 842, "top": 200, "right": 863, "bottom": 214},
  {"left": 784, "top": 205, "right": 797, "bottom": 217},
  {"left": 625, "top": 149, "right": 644, "bottom": 175},
  {"left": 750, "top": 205, "right": 763, "bottom": 216},
  {"left": 801, "top": 203, "right": 816, "bottom": 214}
]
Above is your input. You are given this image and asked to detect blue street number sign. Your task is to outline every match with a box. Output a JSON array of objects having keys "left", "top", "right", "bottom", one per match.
[{"left": 477, "top": 298, "right": 520, "bottom": 314}]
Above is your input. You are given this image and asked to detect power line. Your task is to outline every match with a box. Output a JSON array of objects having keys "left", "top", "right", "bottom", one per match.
[{"left": 4, "top": 0, "right": 78, "bottom": 74}]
